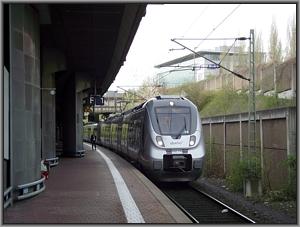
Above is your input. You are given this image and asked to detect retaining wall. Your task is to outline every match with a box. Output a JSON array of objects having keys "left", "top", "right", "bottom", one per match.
[
  {"left": 201, "top": 107, "right": 296, "bottom": 191},
  {"left": 198, "top": 58, "right": 296, "bottom": 98}
]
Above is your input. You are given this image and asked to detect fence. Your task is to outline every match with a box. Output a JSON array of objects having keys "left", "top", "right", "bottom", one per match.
[{"left": 201, "top": 107, "right": 296, "bottom": 191}]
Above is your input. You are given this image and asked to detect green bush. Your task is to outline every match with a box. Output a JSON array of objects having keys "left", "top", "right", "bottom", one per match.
[
  {"left": 226, "top": 160, "right": 245, "bottom": 192},
  {"left": 265, "top": 190, "right": 289, "bottom": 202},
  {"left": 283, "top": 154, "right": 297, "bottom": 199},
  {"left": 163, "top": 83, "right": 295, "bottom": 117},
  {"left": 226, "top": 157, "right": 261, "bottom": 192},
  {"left": 203, "top": 138, "right": 216, "bottom": 177}
]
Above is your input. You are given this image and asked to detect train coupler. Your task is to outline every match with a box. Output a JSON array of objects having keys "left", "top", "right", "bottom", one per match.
[{"left": 163, "top": 154, "right": 192, "bottom": 172}]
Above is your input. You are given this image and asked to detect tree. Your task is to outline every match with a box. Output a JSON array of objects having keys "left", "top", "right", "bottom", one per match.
[
  {"left": 268, "top": 18, "right": 283, "bottom": 63},
  {"left": 254, "top": 31, "right": 265, "bottom": 65},
  {"left": 232, "top": 39, "right": 247, "bottom": 69},
  {"left": 122, "top": 89, "right": 144, "bottom": 111},
  {"left": 238, "top": 41, "right": 247, "bottom": 67},
  {"left": 286, "top": 14, "right": 296, "bottom": 59},
  {"left": 137, "top": 76, "right": 161, "bottom": 100}
]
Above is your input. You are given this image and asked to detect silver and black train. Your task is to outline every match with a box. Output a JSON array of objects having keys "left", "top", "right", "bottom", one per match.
[{"left": 84, "top": 95, "right": 205, "bottom": 182}]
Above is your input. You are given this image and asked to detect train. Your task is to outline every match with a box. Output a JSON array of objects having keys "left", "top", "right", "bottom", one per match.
[{"left": 83, "top": 95, "right": 205, "bottom": 182}]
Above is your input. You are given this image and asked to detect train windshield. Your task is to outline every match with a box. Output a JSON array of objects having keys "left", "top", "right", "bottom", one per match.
[{"left": 155, "top": 107, "right": 191, "bottom": 136}]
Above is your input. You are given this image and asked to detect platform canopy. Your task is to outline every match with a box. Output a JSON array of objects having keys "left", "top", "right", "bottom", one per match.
[{"left": 38, "top": 3, "right": 146, "bottom": 95}]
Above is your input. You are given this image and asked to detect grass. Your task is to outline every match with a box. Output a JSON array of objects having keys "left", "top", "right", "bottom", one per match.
[{"left": 162, "top": 82, "right": 296, "bottom": 117}]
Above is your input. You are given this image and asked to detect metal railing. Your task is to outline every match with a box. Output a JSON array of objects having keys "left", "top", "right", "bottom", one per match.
[
  {"left": 45, "top": 157, "right": 59, "bottom": 167},
  {"left": 4, "top": 186, "right": 13, "bottom": 208},
  {"left": 17, "top": 177, "right": 46, "bottom": 200},
  {"left": 75, "top": 150, "right": 85, "bottom": 157}
]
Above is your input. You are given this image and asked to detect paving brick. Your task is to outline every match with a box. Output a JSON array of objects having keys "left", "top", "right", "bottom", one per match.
[{"left": 4, "top": 145, "right": 190, "bottom": 223}]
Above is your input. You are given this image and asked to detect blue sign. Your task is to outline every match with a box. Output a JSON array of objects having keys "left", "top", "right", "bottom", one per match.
[{"left": 90, "top": 95, "right": 104, "bottom": 106}]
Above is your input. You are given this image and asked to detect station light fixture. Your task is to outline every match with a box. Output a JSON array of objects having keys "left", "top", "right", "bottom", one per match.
[{"left": 41, "top": 87, "right": 56, "bottom": 96}]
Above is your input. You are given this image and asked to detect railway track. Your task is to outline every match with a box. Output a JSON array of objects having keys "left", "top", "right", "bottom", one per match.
[{"left": 159, "top": 183, "right": 255, "bottom": 224}]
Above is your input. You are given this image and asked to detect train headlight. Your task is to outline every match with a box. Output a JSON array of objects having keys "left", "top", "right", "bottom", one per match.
[
  {"left": 189, "top": 135, "right": 196, "bottom": 146},
  {"left": 156, "top": 136, "right": 165, "bottom": 147}
]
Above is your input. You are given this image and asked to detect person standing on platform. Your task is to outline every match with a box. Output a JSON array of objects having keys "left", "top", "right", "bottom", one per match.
[{"left": 90, "top": 134, "right": 96, "bottom": 150}]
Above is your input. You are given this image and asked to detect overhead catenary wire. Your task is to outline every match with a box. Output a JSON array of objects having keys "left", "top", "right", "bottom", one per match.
[
  {"left": 195, "top": 4, "right": 241, "bottom": 50},
  {"left": 181, "top": 4, "right": 209, "bottom": 37},
  {"left": 171, "top": 38, "right": 250, "bottom": 81},
  {"left": 219, "top": 38, "right": 238, "bottom": 64}
]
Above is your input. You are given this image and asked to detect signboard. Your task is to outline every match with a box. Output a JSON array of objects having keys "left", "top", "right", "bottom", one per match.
[
  {"left": 90, "top": 95, "right": 104, "bottom": 106},
  {"left": 95, "top": 96, "right": 104, "bottom": 106}
]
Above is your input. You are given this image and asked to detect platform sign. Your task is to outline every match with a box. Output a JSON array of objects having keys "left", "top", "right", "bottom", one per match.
[
  {"left": 90, "top": 95, "right": 104, "bottom": 106},
  {"left": 89, "top": 96, "right": 94, "bottom": 104},
  {"left": 95, "top": 96, "right": 104, "bottom": 106}
]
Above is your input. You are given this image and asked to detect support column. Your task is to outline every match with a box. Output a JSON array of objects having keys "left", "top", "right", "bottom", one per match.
[
  {"left": 75, "top": 72, "right": 92, "bottom": 151},
  {"left": 9, "top": 4, "right": 41, "bottom": 190},
  {"left": 76, "top": 91, "right": 84, "bottom": 151},
  {"left": 41, "top": 48, "right": 66, "bottom": 160},
  {"left": 61, "top": 75, "right": 77, "bottom": 156}
]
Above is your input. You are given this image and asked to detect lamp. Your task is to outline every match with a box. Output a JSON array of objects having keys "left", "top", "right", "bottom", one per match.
[{"left": 41, "top": 88, "right": 56, "bottom": 95}]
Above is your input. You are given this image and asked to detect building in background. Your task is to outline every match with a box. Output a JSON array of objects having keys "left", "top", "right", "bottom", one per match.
[{"left": 155, "top": 46, "right": 256, "bottom": 88}]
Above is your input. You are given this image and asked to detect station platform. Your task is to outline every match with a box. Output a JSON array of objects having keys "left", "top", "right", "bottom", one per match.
[{"left": 3, "top": 143, "right": 191, "bottom": 224}]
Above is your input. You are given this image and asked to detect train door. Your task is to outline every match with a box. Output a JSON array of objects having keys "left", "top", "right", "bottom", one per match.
[
  {"left": 117, "top": 122, "right": 122, "bottom": 153},
  {"left": 97, "top": 123, "right": 101, "bottom": 145},
  {"left": 121, "top": 123, "right": 128, "bottom": 155}
]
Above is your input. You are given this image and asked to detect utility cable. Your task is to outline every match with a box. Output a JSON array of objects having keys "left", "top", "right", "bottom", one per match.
[
  {"left": 219, "top": 38, "right": 237, "bottom": 64},
  {"left": 172, "top": 38, "right": 250, "bottom": 81},
  {"left": 195, "top": 4, "right": 241, "bottom": 50},
  {"left": 182, "top": 5, "right": 209, "bottom": 37}
]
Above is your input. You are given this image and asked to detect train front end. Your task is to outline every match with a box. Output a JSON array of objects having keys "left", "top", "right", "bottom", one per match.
[{"left": 141, "top": 96, "right": 205, "bottom": 182}]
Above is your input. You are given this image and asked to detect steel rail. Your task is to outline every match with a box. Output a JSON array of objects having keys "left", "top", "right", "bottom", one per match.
[{"left": 191, "top": 186, "right": 256, "bottom": 223}]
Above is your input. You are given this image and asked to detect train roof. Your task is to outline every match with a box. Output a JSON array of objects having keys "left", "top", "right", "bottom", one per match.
[
  {"left": 155, "top": 95, "right": 185, "bottom": 100},
  {"left": 102, "top": 95, "right": 193, "bottom": 122}
]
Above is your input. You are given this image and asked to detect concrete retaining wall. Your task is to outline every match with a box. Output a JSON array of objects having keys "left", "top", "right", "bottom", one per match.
[
  {"left": 198, "top": 58, "right": 296, "bottom": 98},
  {"left": 201, "top": 107, "right": 296, "bottom": 191}
]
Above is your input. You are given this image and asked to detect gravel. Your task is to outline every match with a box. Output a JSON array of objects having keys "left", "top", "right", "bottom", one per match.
[{"left": 190, "top": 177, "right": 297, "bottom": 224}]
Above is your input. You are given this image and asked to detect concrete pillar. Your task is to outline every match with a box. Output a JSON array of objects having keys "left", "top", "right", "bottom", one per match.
[
  {"left": 75, "top": 73, "right": 92, "bottom": 151},
  {"left": 76, "top": 91, "right": 84, "bottom": 151},
  {"left": 286, "top": 107, "right": 296, "bottom": 156},
  {"left": 41, "top": 48, "right": 66, "bottom": 160},
  {"left": 59, "top": 73, "right": 90, "bottom": 156},
  {"left": 9, "top": 4, "right": 41, "bottom": 188},
  {"left": 61, "top": 75, "right": 77, "bottom": 155},
  {"left": 41, "top": 75, "right": 56, "bottom": 160}
]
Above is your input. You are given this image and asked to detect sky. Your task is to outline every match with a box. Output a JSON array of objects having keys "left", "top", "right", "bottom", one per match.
[{"left": 109, "top": 4, "right": 296, "bottom": 91}]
